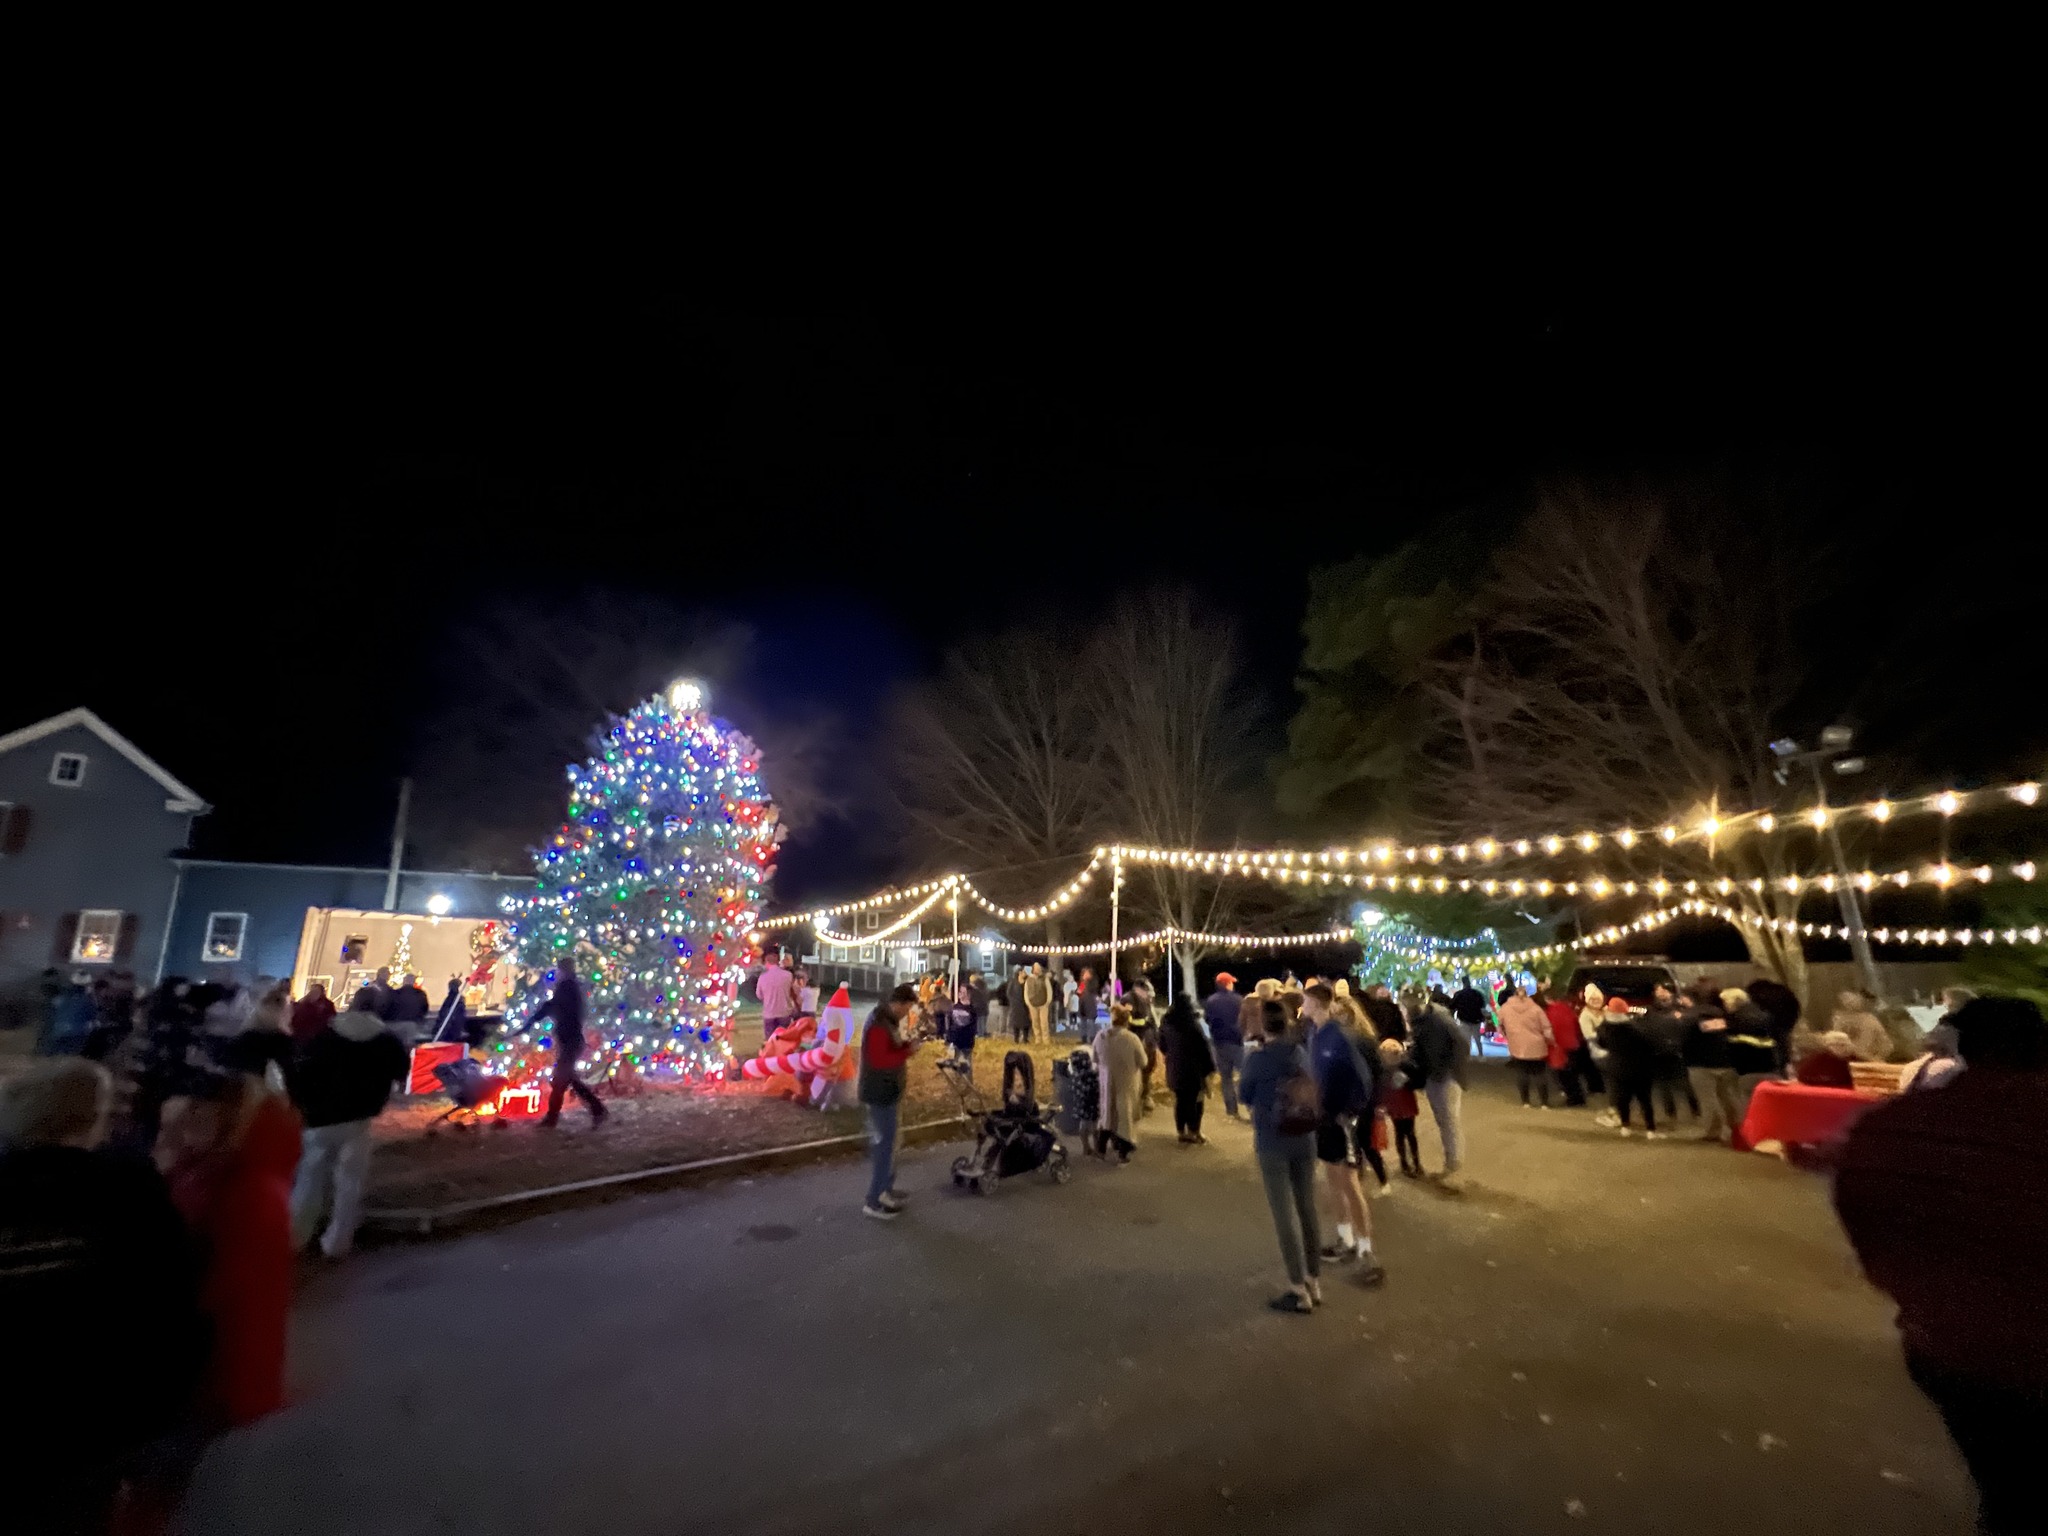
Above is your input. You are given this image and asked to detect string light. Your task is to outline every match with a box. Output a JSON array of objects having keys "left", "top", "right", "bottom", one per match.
[{"left": 754, "top": 776, "right": 2042, "bottom": 934}]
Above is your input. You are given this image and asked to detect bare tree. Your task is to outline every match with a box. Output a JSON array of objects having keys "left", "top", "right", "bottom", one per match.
[
  {"left": 1413, "top": 484, "right": 1823, "bottom": 998},
  {"left": 1088, "top": 588, "right": 1263, "bottom": 982},
  {"left": 889, "top": 627, "right": 1109, "bottom": 942},
  {"left": 411, "top": 590, "right": 839, "bottom": 872}
]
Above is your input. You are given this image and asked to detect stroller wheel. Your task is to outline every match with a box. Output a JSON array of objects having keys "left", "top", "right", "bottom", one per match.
[
  {"left": 1048, "top": 1145, "right": 1071, "bottom": 1184},
  {"left": 972, "top": 1171, "right": 995, "bottom": 1196}
]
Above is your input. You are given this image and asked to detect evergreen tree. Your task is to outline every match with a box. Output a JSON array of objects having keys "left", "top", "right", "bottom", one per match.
[{"left": 492, "top": 681, "right": 781, "bottom": 1087}]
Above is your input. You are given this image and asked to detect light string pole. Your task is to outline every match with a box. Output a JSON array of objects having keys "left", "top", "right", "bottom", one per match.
[
  {"left": 1771, "top": 728, "right": 1886, "bottom": 1005},
  {"left": 1109, "top": 848, "right": 1122, "bottom": 1000}
]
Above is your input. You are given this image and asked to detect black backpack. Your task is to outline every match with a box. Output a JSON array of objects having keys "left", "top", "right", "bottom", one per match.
[{"left": 1276, "top": 1060, "right": 1322, "bottom": 1135}]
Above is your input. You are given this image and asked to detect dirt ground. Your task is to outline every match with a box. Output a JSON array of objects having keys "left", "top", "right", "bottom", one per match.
[{"left": 365, "top": 1022, "right": 1070, "bottom": 1211}]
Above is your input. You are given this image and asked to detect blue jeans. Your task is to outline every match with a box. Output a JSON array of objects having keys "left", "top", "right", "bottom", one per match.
[
  {"left": 1213, "top": 1041, "right": 1243, "bottom": 1114},
  {"left": 865, "top": 1100, "right": 900, "bottom": 1206}
]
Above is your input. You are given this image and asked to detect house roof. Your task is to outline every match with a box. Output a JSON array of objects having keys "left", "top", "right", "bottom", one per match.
[{"left": 0, "top": 707, "right": 210, "bottom": 814}]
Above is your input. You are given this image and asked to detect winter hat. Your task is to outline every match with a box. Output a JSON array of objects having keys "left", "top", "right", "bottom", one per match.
[
  {"left": 1582, "top": 983, "right": 1604, "bottom": 1008},
  {"left": 1606, "top": 997, "right": 1631, "bottom": 1014},
  {"left": 1214, "top": 972, "right": 1237, "bottom": 988},
  {"left": 1377, "top": 1037, "right": 1406, "bottom": 1062},
  {"left": 1397, "top": 983, "right": 1429, "bottom": 1010}
]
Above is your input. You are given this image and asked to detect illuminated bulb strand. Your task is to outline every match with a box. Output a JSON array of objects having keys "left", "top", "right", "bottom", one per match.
[
  {"left": 811, "top": 885, "right": 953, "bottom": 946},
  {"left": 990, "top": 905, "right": 2048, "bottom": 967},
  {"left": 1109, "top": 780, "right": 2040, "bottom": 868},
  {"left": 755, "top": 875, "right": 964, "bottom": 931},
  {"left": 955, "top": 853, "right": 1103, "bottom": 921},
  {"left": 755, "top": 782, "right": 2041, "bottom": 934},
  {"left": 1123, "top": 856, "right": 2038, "bottom": 896}
]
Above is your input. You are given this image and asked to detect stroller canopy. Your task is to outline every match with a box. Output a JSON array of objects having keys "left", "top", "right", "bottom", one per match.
[{"left": 1002, "top": 1051, "right": 1036, "bottom": 1107}]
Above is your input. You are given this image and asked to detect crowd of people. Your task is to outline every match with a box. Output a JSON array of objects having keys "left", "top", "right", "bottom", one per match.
[
  {"left": 853, "top": 967, "right": 1487, "bottom": 1313},
  {"left": 0, "top": 964, "right": 482, "bottom": 1531}
]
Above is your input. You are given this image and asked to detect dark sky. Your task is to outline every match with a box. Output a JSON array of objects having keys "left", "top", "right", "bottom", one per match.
[{"left": 14, "top": 247, "right": 2037, "bottom": 903}]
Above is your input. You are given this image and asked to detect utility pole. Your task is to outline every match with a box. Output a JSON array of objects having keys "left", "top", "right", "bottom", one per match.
[{"left": 382, "top": 777, "right": 412, "bottom": 912}]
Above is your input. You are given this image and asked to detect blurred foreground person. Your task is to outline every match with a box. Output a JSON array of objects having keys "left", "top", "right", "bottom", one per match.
[
  {"left": 288, "top": 988, "right": 407, "bottom": 1260},
  {"left": 1, "top": 1059, "right": 202, "bottom": 1534},
  {"left": 157, "top": 1071, "right": 302, "bottom": 1430},
  {"left": 1833, "top": 997, "right": 2048, "bottom": 1536}
]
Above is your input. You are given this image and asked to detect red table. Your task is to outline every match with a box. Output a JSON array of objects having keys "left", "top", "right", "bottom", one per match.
[{"left": 1739, "top": 1080, "right": 1881, "bottom": 1148}]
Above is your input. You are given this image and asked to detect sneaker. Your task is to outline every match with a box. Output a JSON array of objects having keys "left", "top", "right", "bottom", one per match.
[
  {"left": 1644, "top": 1130, "right": 1662, "bottom": 1141},
  {"left": 1593, "top": 1110, "right": 1620, "bottom": 1128},
  {"left": 884, "top": 1188, "right": 909, "bottom": 1204},
  {"left": 1356, "top": 1262, "right": 1388, "bottom": 1289},
  {"left": 1319, "top": 1243, "right": 1355, "bottom": 1262},
  {"left": 1520, "top": 1102, "right": 1534, "bottom": 1111},
  {"left": 879, "top": 1192, "right": 907, "bottom": 1212},
  {"left": 1304, "top": 1279, "right": 1323, "bottom": 1305},
  {"left": 861, "top": 1202, "right": 899, "bottom": 1221},
  {"left": 1439, "top": 1170, "right": 1467, "bottom": 1193},
  {"left": 1539, "top": 1105, "right": 1553, "bottom": 1111},
  {"left": 1190, "top": 1134, "right": 1209, "bottom": 1145},
  {"left": 1373, "top": 1181, "right": 1395, "bottom": 1197},
  {"left": 1268, "top": 1290, "right": 1314, "bottom": 1314}
]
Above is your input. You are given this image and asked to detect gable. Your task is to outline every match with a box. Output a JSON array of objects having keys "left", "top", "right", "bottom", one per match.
[{"left": 0, "top": 709, "right": 207, "bottom": 813}]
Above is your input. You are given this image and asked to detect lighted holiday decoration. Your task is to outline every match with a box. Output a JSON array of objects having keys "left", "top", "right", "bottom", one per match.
[
  {"left": 493, "top": 680, "right": 781, "bottom": 1089},
  {"left": 465, "top": 920, "right": 503, "bottom": 987},
  {"left": 738, "top": 983, "right": 858, "bottom": 1107},
  {"left": 387, "top": 922, "right": 418, "bottom": 978}
]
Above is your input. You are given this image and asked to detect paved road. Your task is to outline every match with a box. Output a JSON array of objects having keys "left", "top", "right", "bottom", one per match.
[{"left": 179, "top": 1071, "right": 1974, "bottom": 1534}]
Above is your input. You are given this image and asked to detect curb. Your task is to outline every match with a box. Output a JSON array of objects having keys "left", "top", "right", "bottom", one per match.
[{"left": 363, "top": 1113, "right": 969, "bottom": 1236}]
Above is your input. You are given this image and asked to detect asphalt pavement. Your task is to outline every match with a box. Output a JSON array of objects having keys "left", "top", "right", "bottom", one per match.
[{"left": 176, "top": 1067, "right": 1976, "bottom": 1534}]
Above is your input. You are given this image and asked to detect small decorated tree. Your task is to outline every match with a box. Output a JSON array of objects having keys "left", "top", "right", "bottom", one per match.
[{"left": 492, "top": 680, "right": 781, "bottom": 1088}]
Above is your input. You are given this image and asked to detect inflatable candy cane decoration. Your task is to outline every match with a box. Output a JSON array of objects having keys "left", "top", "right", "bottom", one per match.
[{"left": 740, "top": 985, "right": 857, "bottom": 1107}]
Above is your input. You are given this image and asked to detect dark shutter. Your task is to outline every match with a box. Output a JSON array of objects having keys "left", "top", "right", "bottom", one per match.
[
  {"left": 52, "top": 911, "right": 80, "bottom": 963},
  {"left": 115, "top": 913, "right": 140, "bottom": 961},
  {"left": 1, "top": 804, "right": 28, "bottom": 855}
]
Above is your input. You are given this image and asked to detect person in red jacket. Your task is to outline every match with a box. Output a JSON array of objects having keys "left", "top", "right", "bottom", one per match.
[
  {"left": 1538, "top": 982, "right": 1598, "bottom": 1106},
  {"left": 857, "top": 984, "right": 922, "bottom": 1219},
  {"left": 158, "top": 1071, "right": 302, "bottom": 1429}
]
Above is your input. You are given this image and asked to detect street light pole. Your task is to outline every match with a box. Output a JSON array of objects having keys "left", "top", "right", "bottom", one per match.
[
  {"left": 1772, "top": 731, "right": 1886, "bottom": 1006},
  {"left": 1803, "top": 762, "right": 1887, "bottom": 1005}
]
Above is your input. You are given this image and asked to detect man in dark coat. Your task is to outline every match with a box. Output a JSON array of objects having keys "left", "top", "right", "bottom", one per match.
[{"left": 532, "top": 957, "right": 606, "bottom": 1127}]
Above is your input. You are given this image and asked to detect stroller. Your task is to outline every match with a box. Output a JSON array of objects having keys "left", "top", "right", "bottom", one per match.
[{"left": 941, "top": 1050, "right": 1070, "bottom": 1195}]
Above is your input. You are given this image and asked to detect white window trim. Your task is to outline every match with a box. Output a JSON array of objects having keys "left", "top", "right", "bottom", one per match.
[
  {"left": 50, "top": 752, "right": 89, "bottom": 788},
  {"left": 203, "top": 911, "right": 249, "bottom": 964},
  {"left": 72, "top": 909, "right": 122, "bottom": 964}
]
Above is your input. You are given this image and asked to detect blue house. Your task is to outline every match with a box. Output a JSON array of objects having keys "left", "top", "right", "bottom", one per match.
[
  {"left": 0, "top": 708, "right": 209, "bottom": 989},
  {"left": 162, "top": 862, "right": 531, "bottom": 1004},
  {"left": 1, "top": 706, "right": 533, "bottom": 1006}
]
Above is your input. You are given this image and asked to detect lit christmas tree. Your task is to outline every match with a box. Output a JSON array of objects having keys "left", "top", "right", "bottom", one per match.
[{"left": 492, "top": 679, "right": 781, "bottom": 1088}]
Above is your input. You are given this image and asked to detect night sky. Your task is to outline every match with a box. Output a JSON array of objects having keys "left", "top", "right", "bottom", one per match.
[{"left": 15, "top": 249, "right": 2038, "bottom": 906}]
